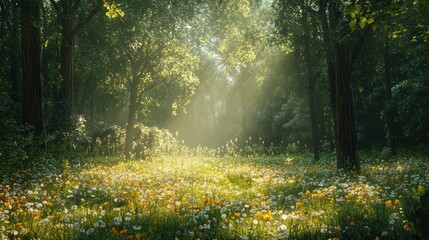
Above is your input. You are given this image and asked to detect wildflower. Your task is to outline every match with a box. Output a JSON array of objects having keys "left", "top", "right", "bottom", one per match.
[
  {"left": 279, "top": 224, "right": 287, "bottom": 231},
  {"left": 385, "top": 200, "right": 392, "bottom": 207},
  {"left": 403, "top": 223, "right": 410, "bottom": 231},
  {"left": 262, "top": 211, "right": 273, "bottom": 222},
  {"left": 135, "top": 233, "right": 144, "bottom": 240},
  {"left": 86, "top": 228, "right": 94, "bottom": 235},
  {"left": 120, "top": 229, "right": 128, "bottom": 235},
  {"left": 295, "top": 201, "right": 304, "bottom": 208},
  {"left": 114, "top": 216, "right": 122, "bottom": 226}
]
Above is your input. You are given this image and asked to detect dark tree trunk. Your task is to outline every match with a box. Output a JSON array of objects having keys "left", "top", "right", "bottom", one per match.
[
  {"left": 301, "top": 9, "right": 320, "bottom": 162},
  {"left": 334, "top": 44, "right": 359, "bottom": 172},
  {"left": 124, "top": 78, "right": 139, "bottom": 159},
  {"left": 319, "top": 0, "right": 337, "bottom": 152},
  {"left": 383, "top": 40, "right": 396, "bottom": 155},
  {"left": 20, "top": 0, "right": 45, "bottom": 137},
  {"left": 9, "top": 0, "right": 20, "bottom": 105},
  {"left": 59, "top": 14, "right": 74, "bottom": 103}
]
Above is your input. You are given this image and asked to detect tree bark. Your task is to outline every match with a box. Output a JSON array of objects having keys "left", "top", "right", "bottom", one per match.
[
  {"left": 124, "top": 78, "right": 140, "bottom": 159},
  {"left": 20, "top": 0, "right": 45, "bottom": 137},
  {"left": 319, "top": 0, "right": 337, "bottom": 152},
  {"left": 334, "top": 44, "right": 359, "bottom": 172},
  {"left": 301, "top": 9, "right": 320, "bottom": 162},
  {"left": 59, "top": 16, "right": 75, "bottom": 102},
  {"left": 382, "top": 39, "right": 396, "bottom": 155},
  {"left": 9, "top": 0, "right": 20, "bottom": 105}
]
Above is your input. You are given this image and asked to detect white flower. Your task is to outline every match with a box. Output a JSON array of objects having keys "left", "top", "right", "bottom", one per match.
[
  {"left": 382, "top": 231, "right": 388, "bottom": 236},
  {"left": 86, "top": 228, "right": 94, "bottom": 235},
  {"left": 280, "top": 224, "right": 287, "bottom": 231},
  {"left": 113, "top": 216, "right": 122, "bottom": 226},
  {"left": 253, "top": 219, "right": 258, "bottom": 225}
]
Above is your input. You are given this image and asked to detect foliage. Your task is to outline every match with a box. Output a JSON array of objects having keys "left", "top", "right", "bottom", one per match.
[
  {"left": 90, "top": 122, "right": 125, "bottom": 156},
  {"left": 133, "top": 124, "right": 184, "bottom": 160}
]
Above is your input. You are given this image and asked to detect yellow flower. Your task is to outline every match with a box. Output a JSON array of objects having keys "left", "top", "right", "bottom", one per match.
[
  {"left": 262, "top": 211, "right": 273, "bottom": 222},
  {"left": 296, "top": 201, "right": 304, "bottom": 208}
]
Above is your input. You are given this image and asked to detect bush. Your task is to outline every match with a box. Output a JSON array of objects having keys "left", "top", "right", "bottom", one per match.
[
  {"left": 90, "top": 122, "right": 125, "bottom": 156},
  {"left": 133, "top": 124, "right": 182, "bottom": 159}
]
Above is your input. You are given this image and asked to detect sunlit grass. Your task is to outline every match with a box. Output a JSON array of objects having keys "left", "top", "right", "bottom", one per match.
[{"left": 1, "top": 154, "right": 428, "bottom": 239}]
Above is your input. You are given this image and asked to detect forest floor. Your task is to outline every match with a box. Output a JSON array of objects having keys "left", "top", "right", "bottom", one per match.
[{"left": 1, "top": 154, "right": 429, "bottom": 239}]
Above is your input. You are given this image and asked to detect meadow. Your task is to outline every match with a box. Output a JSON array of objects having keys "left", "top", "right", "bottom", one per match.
[{"left": 1, "top": 152, "right": 428, "bottom": 240}]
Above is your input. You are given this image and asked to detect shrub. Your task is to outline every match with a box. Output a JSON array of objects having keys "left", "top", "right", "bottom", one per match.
[{"left": 133, "top": 124, "right": 182, "bottom": 159}]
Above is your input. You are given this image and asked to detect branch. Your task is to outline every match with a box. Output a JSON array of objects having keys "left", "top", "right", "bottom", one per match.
[{"left": 72, "top": 2, "right": 101, "bottom": 37}]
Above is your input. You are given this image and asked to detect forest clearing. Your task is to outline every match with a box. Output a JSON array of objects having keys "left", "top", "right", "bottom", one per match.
[
  {"left": 1, "top": 152, "right": 428, "bottom": 239},
  {"left": 1, "top": 0, "right": 429, "bottom": 239}
]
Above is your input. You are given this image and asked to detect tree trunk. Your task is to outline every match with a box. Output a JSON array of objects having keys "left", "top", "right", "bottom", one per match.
[
  {"left": 301, "top": 9, "right": 320, "bottom": 162},
  {"left": 9, "top": 0, "right": 20, "bottom": 105},
  {"left": 383, "top": 40, "right": 396, "bottom": 155},
  {"left": 59, "top": 16, "right": 74, "bottom": 103},
  {"left": 334, "top": 44, "right": 359, "bottom": 172},
  {"left": 319, "top": 0, "right": 337, "bottom": 152},
  {"left": 21, "top": 0, "right": 45, "bottom": 137},
  {"left": 124, "top": 78, "right": 140, "bottom": 159}
]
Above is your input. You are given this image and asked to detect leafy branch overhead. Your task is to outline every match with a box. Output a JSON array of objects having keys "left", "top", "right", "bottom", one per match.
[{"left": 103, "top": 0, "right": 125, "bottom": 18}]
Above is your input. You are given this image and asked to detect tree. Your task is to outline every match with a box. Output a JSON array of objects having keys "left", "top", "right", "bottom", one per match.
[
  {"left": 49, "top": 0, "right": 101, "bottom": 103},
  {"left": 103, "top": 0, "right": 198, "bottom": 159},
  {"left": 274, "top": 0, "right": 322, "bottom": 160},
  {"left": 20, "top": 0, "right": 45, "bottom": 137}
]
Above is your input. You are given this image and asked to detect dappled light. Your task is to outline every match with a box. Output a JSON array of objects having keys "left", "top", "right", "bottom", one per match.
[{"left": 1, "top": 0, "right": 429, "bottom": 239}]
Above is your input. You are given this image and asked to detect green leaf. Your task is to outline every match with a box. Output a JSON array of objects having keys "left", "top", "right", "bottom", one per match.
[
  {"left": 349, "top": 20, "right": 357, "bottom": 31},
  {"left": 355, "top": 4, "right": 362, "bottom": 13},
  {"left": 359, "top": 20, "right": 366, "bottom": 29},
  {"left": 367, "top": 17, "right": 375, "bottom": 24}
]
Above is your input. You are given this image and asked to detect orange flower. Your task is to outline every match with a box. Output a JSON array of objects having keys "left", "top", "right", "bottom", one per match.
[
  {"left": 33, "top": 210, "right": 41, "bottom": 219},
  {"left": 403, "top": 223, "right": 410, "bottom": 231},
  {"left": 135, "top": 233, "right": 145, "bottom": 240},
  {"left": 296, "top": 201, "right": 304, "bottom": 208},
  {"left": 385, "top": 200, "right": 392, "bottom": 207},
  {"left": 120, "top": 229, "right": 128, "bottom": 235},
  {"left": 333, "top": 226, "right": 341, "bottom": 232}
]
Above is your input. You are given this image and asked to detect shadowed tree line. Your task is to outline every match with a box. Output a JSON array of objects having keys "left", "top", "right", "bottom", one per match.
[{"left": 0, "top": 0, "right": 428, "bottom": 172}]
